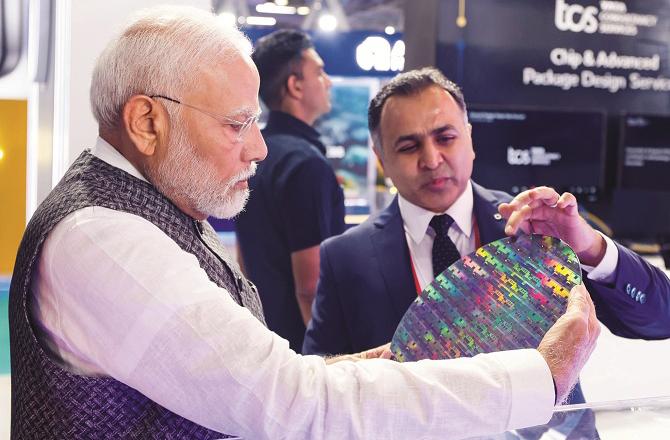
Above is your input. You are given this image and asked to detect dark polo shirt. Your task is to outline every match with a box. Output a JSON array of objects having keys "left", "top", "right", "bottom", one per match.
[{"left": 235, "top": 111, "right": 345, "bottom": 352}]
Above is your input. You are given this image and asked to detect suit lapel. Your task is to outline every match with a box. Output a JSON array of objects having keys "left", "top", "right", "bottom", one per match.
[
  {"left": 472, "top": 182, "right": 508, "bottom": 246},
  {"left": 369, "top": 185, "right": 508, "bottom": 321},
  {"left": 370, "top": 198, "right": 417, "bottom": 321}
]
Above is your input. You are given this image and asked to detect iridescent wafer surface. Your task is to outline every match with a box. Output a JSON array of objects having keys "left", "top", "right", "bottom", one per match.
[{"left": 390, "top": 234, "right": 581, "bottom": 362}]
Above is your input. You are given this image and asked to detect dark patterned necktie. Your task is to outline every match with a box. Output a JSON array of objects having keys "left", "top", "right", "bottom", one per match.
[{"left": 430, "top": 214, "right": 461, "bottom": 277}]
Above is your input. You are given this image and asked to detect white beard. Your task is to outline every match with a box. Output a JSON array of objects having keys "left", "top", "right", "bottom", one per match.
[{"left": 145, "top": 122, "right": 256, "bottom": 219}]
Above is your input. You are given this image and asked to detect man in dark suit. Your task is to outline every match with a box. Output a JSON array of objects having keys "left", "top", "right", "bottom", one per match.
[{"left": 303, "top": 68, "right": 670, "bottom": 403}]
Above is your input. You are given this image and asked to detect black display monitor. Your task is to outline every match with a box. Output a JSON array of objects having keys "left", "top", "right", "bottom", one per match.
[
  {"left": 611, "top": 113, "right": 670, "bottom": 242},
  {"left": 618, "top": 114, "right": 670, "bottom": 192},
  {"left": 468, "top": 106, "right": 606, "bottom": 201}
]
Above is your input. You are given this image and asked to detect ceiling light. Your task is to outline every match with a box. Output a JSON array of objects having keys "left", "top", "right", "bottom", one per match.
[
  {"left": 384, "top": 26, "right": 396, "bottom": 35},
  {"left": 318, "top": 14, "right": 337, "bottom": 32},
  {"left": 256, "top": 3, "right": 297, "bottom": 14},
  {"left": 219, "top": 12, "right": 237, "bottom": 26},
  {"left": 275, "top": 0, "right": 288, "bottom": 5},
  {"left": 245, "top": 16, "right": 277, "bottom": 26},
  {"left": 297, "top": 6, "right": 310, "bottom": 15}
]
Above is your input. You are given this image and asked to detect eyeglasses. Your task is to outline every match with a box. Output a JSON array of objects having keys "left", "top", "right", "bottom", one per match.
[{"left": 150, "top": 94, "right": 260, "bottom": 142}]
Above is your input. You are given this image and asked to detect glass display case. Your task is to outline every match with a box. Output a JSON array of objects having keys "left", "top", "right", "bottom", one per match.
[{"left": 468, "top": 396, "right": 670, "bottom": 439}]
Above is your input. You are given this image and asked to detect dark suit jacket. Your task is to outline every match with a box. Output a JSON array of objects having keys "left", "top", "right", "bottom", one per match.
[
  {"left": 305, "top": 183, "right": 512, "bottom": 355},
  {"left": 304, "top": 182, "right": 670, "bottom": 403}
]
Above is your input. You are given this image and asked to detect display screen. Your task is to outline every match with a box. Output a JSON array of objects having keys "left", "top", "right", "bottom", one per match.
[
  {"left": 468, "top": 106, "right": 606, "bottom": 200},
  {"left": 619, "top": 114, "right": 670, "bottom": 192},
  {"left": 316, "top": 77, "right": 377, "bottom": 213}
]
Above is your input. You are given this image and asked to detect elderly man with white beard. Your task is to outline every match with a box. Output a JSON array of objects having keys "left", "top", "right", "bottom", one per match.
[{"left": 9, "top": 6, "right": 600, "bottom": 440}]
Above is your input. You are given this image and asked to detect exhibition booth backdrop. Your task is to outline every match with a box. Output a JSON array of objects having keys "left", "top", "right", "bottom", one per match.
[{"left": 429, "top": 0, "right": 670, "bottom": 248}]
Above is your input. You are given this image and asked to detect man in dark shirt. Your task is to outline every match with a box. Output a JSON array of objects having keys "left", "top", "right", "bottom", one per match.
[{"left": 235, "top": 30, "right": 345, "bottom": 352}]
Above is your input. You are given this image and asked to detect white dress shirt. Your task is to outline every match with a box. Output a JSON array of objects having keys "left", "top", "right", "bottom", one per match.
[
  {"left": 398, "top": 181, "right": 620, "bottom": 290},
  {"left": 31, "top": 137, "right": 556, "bottom": 439}
]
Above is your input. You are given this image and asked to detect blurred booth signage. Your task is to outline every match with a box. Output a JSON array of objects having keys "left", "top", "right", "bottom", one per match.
[
  {"left": 245, "top": 29, "right": 404, "bottom": 77},
  {"left": 355, "top": 37, "right": 405, "bottom": 72},
  {"left": 436, "top": 0, "right": 670, "bottom": 113}
]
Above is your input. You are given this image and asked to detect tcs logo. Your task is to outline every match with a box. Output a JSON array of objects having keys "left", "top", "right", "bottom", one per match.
[
  {"left": 555, "top": 0, "right": 598, "bottom": 33},
  {"left": 507, "top": 147, "right": 531, "bottom": 166}
]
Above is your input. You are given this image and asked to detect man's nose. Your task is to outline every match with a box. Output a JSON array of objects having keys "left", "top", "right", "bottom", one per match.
[
  {"left": 419, "top": 140, "right": 444, "bottom": 170},
  {"left": 245, "top": 123, "right": 267, "bottom": 163}
]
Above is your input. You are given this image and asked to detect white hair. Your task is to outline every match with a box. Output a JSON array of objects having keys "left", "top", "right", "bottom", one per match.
[{"left": 90, "top": 5, "right": 252, "bottom": 130}]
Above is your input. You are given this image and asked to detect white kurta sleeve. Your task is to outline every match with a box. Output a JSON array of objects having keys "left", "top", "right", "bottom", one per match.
[{"left": 34, "top": 206, "right": 554, "bottom": 439}]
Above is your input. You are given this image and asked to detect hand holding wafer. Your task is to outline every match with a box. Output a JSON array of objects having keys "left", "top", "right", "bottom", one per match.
[
  {"left": 499, "top": 187, "right": 606, "bottom": 266},
  {"left": 538, "top": 284, "right": 600, "bottom": 404}
]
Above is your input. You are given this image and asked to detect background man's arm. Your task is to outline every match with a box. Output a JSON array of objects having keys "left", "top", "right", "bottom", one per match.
[
  {"left": 302, "top": 241, "right": 354, "bottom": 355},
  {"left": 291, "top": 245, "right": 320, "bottom": 324},
  {"left": 236, "top": 245, "right": 247, "bottom": 277},
  {"left": 280, "top": 156, "right": 345, "bottom": 325}
]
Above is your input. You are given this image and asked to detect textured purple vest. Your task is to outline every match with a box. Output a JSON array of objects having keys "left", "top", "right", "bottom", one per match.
[{"left": 9, "top": 151, "right": 266, "bottom": 439}]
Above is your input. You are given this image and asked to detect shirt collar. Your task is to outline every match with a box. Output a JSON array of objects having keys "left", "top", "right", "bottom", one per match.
[
  {"left": 263, "top": 111, "right": 326, "bottom": 155},
  {"left": 91, "top": 136, "right": 148, "bottom": 183},
  {"left": 398, "top": 180, "right": 474, "bottom": 245}
]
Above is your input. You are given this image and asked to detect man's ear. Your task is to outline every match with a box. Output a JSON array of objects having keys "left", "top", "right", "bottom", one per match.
[
  {"left": 372, "top": 144, "right": 384, "bottom": 168},
  {"left": 371, "top": 131, "right": 385, "bottom": 167},
  {"left": 122, "top": 95, "right": 167, "bottom": 157},
  {"left": 286, "top": 73, "right": 303, "bottom": 100},
  {"left": 467, "top": 122, "right": 475, "bottom": 159}
]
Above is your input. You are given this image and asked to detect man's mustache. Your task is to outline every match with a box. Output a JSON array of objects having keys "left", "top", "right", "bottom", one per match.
[{"left": 228, "top": 162, "right": 257, "bottom": 186}]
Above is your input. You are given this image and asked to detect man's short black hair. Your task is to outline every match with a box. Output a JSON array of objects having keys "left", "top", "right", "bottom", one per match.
[
  {"left": 252, "top": 29, "right": 314, "bottom": 109},
  {"left": 368, "top": 67, "right": 466, "bottom": 149}
]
